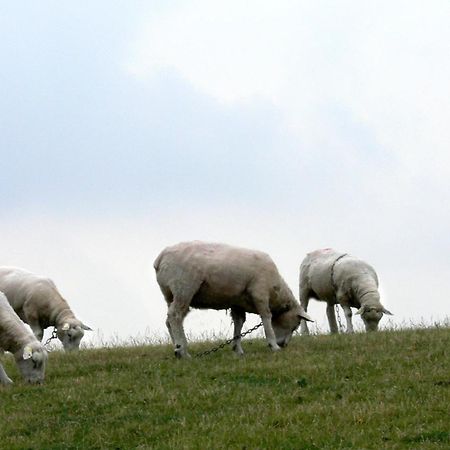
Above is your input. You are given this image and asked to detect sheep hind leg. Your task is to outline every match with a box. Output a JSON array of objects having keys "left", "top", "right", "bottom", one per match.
[
  {"left": 161, "top": 288, "right": 175, "bottom": 345},
  {"left": 166, "top": 300, "right": 191, "bottom": 358},
  {"left": 165, "top": 317, "right": 175, "bottom": 345}
]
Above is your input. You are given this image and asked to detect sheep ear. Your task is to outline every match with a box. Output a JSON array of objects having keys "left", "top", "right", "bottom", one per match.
[
  {"left": 62, "top": 323, "right": 70, "bottom": 331},
  {"left": 81, "top": 323, "right": 93, "bottom": 331},
  {"left": 23, "top": 345, "right": 33, "bottom": 360},
  {"left": 355, "top": 306, "right": 365, "bottom": 315},
  {"left": 382, "top": 308, "right": 393, "bottom": 316}
]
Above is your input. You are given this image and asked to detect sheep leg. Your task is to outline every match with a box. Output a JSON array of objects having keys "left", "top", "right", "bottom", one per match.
[
  {"left": 0, "top": 361, "right": 13, "bottom": 385},
  {"left": 326, "top": 303, "right": 339, "bottom": 334},
  {"left": 166, "top": 300, "right": 191, "bottom": 358},
  {"left": 22, "top": 305, "right": 44, "bottom": 341},
  {"left": 299, "top": 286, "right": 311, "bottom": 335},
  {"left": 231, "top": 308, "right": 246, "bottom": 355},
  {"left": 253, "top": 303, "right": 280, "bottom": 351},
  {"left": 165, "top": 317, "right": 175, "bottom": 344},
  {"left": 161, "top": 287, "right": 175, "bottom": 344},
  {"left": 342, "top": 305, "right": 354, "bottom": 333},
  {"left": 249, "top": 282, "right": 280, "bottom": 351},
  {"left": 30, "top": 324, "right": 44, "bottom": 341},
  {"left": 261, "top": 312, "right": 280, "bottom": 351}
]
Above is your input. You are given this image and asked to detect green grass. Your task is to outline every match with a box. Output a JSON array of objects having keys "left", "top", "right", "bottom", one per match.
[{"left": 1, "top": 327, "right": 449, "bottom": 449}]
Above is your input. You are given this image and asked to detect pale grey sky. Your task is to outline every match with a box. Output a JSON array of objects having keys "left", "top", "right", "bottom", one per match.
[{"left": 1, "top": 2, "right": 449, "bottom": 344}]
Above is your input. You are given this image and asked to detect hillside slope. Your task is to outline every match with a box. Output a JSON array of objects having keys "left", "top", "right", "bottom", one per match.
[{"left": 1, "top": 327, "right": 449, "bottom": 449}]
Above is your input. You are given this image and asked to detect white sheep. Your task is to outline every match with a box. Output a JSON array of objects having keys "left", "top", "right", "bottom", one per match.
[
  {"left": 154, "top": 241, "right": 312, "bottom": 358},
  {"left": 0, "top": 292, "right": 47, "bottom": 384},
  {"left": 299, "top": 249, "right": 392, "bottom": 334},
  {"left": 0, "top": 267, "right": 92, "bottom": 351}
]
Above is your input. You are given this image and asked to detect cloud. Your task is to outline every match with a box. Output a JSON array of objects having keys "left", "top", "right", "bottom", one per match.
[
  {"left": 0, "top": 69, "right": 298, "bottom": 213},
  {"left": 127, "top": 0, "right": 450, "bottom": 180}
]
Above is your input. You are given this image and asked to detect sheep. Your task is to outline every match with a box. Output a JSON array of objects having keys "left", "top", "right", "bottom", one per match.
[
  {"left": 0, "top": 292, "right": 47, "bottom": 384},
  {"left": 154, "top": 241, "right": 313, "bottom": 358},
  {"left": 0, "top": 267, "right": 92, "bottom": 351},
  {"left": 299, "top": 248, "right": 392, "bottom": 334}
]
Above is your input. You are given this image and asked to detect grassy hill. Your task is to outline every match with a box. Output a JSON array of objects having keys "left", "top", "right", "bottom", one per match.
[{"left": 1, "top": 327, "right": 449, "bottom": 449}]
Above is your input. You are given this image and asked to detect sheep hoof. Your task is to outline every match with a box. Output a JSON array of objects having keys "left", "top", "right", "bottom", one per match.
[{"left": 174, "top": 345, "right": 190, "bottom": 359}]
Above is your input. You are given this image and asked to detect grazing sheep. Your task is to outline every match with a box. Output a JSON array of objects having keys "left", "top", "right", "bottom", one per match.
[
  {"left": 299, "top": 248, "right": 392, "bottom": 334},
  {"left": 0, "top": 267, "right": 92, "bottom": 351},
  {"left": 0, "top": 292, "right": 47, "bottom": 384},
  {"left": 154, "top": 241, "right": 313, "bottom": 358}
]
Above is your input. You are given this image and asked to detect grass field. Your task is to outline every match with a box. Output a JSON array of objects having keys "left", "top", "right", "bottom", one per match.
[{"left": 1, "top": 326, "right": 449, "bottom": 449}]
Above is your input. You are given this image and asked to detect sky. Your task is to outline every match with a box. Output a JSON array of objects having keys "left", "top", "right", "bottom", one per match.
[{"left": 1, "top": 1, "right": 449, "bottom": 346}]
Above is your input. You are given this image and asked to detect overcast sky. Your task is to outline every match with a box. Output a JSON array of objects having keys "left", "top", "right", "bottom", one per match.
[{"left": 1, "top": 2, "right": 449, "bottom": 346}]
